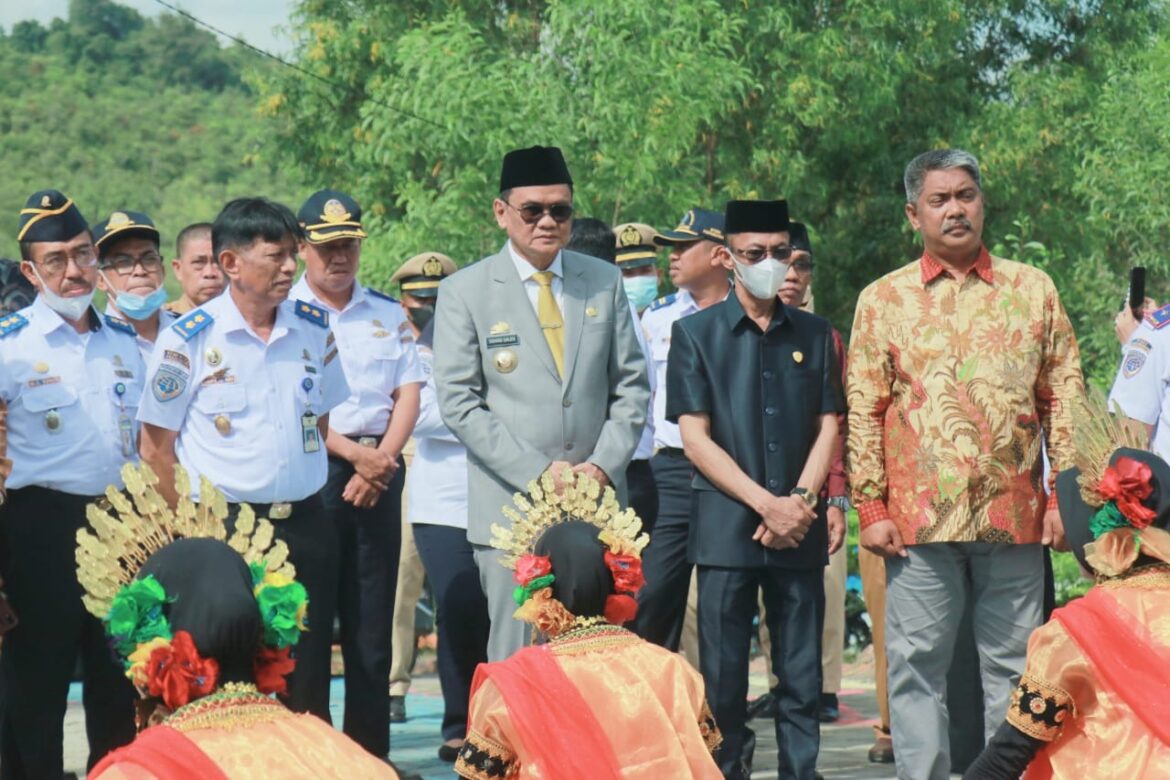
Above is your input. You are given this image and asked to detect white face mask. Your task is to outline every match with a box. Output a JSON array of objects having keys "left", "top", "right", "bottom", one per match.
[
  {"left": 733, "top": 255, "right": 789, "bottom": 300},
  {"left": 30, "top": 264, "right": 95, "bottom": 322}
]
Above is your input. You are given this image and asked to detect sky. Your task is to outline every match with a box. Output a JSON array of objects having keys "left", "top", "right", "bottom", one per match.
[{"left": 0, "top": 0, "right": 296, "bottom": 54}]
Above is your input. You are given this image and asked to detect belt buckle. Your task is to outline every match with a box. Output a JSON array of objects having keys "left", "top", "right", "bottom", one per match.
[
  {"left": 358, "top": 436, "right": 377, "bottom": 448},
  {"left": 269, "top": 502, "right": 292, "bottom": 521}
]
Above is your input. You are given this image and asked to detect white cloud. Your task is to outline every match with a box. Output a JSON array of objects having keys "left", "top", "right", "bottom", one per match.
[{"left": 0, "top": 0, "right": 296, "bottom": 55}]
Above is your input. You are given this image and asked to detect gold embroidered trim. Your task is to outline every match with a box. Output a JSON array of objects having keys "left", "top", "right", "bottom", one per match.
[
  {"left": 548, "top": 624, "right": 640, "bottom": 656},
  {"left": 455, "top": 729, "right": 516, "bottom": 779},
  {"left": 1006, "top": 675, "right": 1073, "bottom": 742},
  {"left": 699, "top": 699, "right": 722, "bottom": 755},
  {"left": 1100, "top": 563, "right": 1170, "bottom": 590},
  {"left": 165, "top": 691, "right": 291, "bottom": 733}
]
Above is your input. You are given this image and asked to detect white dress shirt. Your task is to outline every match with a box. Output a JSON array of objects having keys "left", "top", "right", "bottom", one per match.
[
  {"left": 288, "top": 277, "right": 424, "bottom": 436},
  {"left": 137, "top": 291, "right": 349, "bottom": 503},
  {"left": 405, "top": 345, "right": 468, "bottom": 529},
  {"left": 507, "top": 241, "right": 564, "bottom": 312},
  {"left": 1, "top": 297, "right": 145, "bottom": 494}
]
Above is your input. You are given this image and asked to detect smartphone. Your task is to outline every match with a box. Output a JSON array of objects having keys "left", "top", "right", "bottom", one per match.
[{"left": 1129, "top": 266, "right": 1147, "bottom": 317}]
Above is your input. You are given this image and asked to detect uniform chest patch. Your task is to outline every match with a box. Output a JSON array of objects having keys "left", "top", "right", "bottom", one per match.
[{"left": 1123, "top": 348, "right": 1148, "bottom": 378}]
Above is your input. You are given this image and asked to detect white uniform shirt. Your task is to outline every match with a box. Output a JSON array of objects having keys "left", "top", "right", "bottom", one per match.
[
  {"left": 288, "top": 277, "right": 424, "bottom": 436},
  {"left": 104, "top": 304, "right": 178, "bottom": 363},
  {"left": 640, "top": 288, "right": 730, "bottom": 450},
  {"left": 1109, "top": 316, "right": 1170, "bottom": 460},
  {"left": 136, "top": 292, "right": 349, "bottom": 503},
  {"left": 507, "top": 241, "right": 565, "bottom": 312},
  {"left": 0, "top": 297, "right": 145, "bottom": 494},
  {"left": 405, "top": 345, "right": 469, "bottom": 529},
  {"left": 630, "top": 299, "right": 656, "bottom": 460}
]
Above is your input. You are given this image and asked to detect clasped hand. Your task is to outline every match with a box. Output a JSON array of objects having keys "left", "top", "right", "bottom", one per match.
[{"left": 753, "top": 495, "right": 816, "bottom": 550}]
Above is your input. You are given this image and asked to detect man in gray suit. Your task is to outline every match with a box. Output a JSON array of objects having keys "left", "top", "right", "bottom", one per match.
[{"left": 433, "top": 145, "right": 650, "bottom": 660}]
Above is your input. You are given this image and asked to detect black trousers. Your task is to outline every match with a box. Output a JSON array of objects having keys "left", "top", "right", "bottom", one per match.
[
  {"left": 631, "top": 449, "right": 691, "bottom": 649},
  {"left": 321, "top": 453, "right": 404, "bottom": 758},
  {"left": 625, "top": 458, "right": 659, "bottom": 537},
  {"left": 413, "top": 523, "right": 489, "bottom": 741},
  {"left": 227, "top": 491, "right": 338, "bottom": 725},
  {"left": 699, "top": 565, "right": 824, "bottom": 780},
  {"left": 0, "top": 487, "right": 136, "bottom": 779}
]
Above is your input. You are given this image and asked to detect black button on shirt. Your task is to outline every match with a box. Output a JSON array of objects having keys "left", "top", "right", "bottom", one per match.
[{"left": 665, "top": 291, "right": 844, "bottom": 569}]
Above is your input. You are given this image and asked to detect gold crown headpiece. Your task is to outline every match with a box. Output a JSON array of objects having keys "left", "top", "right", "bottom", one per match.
[
  {"left": 1072, "top": 386, "right": 1150, "bottom": 507},
  {"left": 491, "top": 468, "right": 649, "bottom": 567},
  {"left": 77, "top": 462, "right": 295, "bottom": 619}
]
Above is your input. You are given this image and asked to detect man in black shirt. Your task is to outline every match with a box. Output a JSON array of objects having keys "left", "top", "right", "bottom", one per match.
[{"left": 667, "top": 199, "right": 843, "bottom": 780}]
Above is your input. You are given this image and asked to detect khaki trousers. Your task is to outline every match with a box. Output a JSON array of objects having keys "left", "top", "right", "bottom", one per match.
[{"left": 389, "top": 442, "right": 426, "bottom": 696}]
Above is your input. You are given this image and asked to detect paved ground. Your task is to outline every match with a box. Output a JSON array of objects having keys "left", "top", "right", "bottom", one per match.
[{"left": 62, "top": 646, "right": 949, "bottom": 778}]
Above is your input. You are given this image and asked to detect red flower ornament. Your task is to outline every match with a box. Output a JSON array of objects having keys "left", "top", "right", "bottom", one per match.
[
  {"left": 254, "top": 645, "right": 296, "bottom": 695},
  {"left": 604, "top": 552, "right": 645, "bottom": 595},
  {"left": 514, "top": 554, "right": 552, "bottom": 586},
  {"left": 604, "top": 594, "right": 638, "bottom": 625},
  {"left": 1099, "top": 457, "right": 1157, "bottom": 528},
  {"left": 145, "top": 631, "right": 219, "bottom": 710}
]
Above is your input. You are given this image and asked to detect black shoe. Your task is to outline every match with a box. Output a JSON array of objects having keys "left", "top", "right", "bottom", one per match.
[
  {"left": 818, "top": 692, "right": 839, "bottom": 723},
  {"left": 868, "top": 732, "right": 895, "bottom": 763},
  {"left": 389, "top": 695, "right": 407, "bottom": 723},
  {"left": 438, "top": 741, "right": 462, "bottom": 762},
  {"left": 745, "top": 690, "right": 779, "bottom": 720}
]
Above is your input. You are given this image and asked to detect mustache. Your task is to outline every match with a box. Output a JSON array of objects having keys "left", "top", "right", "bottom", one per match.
[{"left": 943, "top": 217, "right": 973, "bottom": 233}]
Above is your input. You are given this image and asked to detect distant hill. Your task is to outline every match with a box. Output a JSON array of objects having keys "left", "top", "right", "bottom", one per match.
[{"left": 0, "top": 0, "right": 304, "bottom": 258}]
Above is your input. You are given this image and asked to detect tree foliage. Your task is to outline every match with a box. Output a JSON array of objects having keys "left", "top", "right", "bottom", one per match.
[
  {"left": 261, "top": 0, "right": 1167, "bottom": 386},
  {"left": 0, "top": 0, "right": 303, "bottom": 263}
]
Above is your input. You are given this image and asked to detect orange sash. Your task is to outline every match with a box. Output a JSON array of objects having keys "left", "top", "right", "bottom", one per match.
[
  {"left": 471, "top": 646, "right": 623, "bottom": 780},
  {"left": 90, "top": 724, "right": 228, "bottom": 780}
]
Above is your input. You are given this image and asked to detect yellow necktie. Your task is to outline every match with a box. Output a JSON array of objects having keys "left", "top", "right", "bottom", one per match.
[{"left": 533, "top": 270, "right": 564, "bottom": 377}]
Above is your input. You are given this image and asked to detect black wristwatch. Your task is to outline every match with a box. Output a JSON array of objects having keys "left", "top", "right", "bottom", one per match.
[{"left": 790, "top": 487, "right": 817, "bottom": 509}]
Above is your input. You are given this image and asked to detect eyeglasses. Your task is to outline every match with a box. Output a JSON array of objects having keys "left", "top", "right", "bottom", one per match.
[
  {"left": 728, "top": 245, "right": 793, "bottom": 263},
  {"left": 791, "top": 259, "right": 814, "bottom": 273},
  {"left": 35, "top": 247, "right": 98, "bottom": 276},
  {"left": 101, "top": 251, "right": 165, "bottom": 276},
  {"left": 504, "top": 200, "right": 574, "bottom": 225}
]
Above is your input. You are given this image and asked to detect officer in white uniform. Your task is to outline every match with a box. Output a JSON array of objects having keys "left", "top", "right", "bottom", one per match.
[
  {"left": 392, "top": 251, "right": 490, "bottom": 763},
  {"left": 0, "top": 190, "right": 140, "bottom": 777},
  {"left": 92, "top": 210, "right": 178, "bottom": 361},
  {"left": 632, "top": 207, "right": 731, "bottom": 650},
  {"left": 1108, "top": 301, "right": 1170, "bottom": 460},
  {"left": 288, "top": 189, "right": 423, "bottom": 760},
  {"left": 137, "top": 197, "right": 349, "bottom": 722}
]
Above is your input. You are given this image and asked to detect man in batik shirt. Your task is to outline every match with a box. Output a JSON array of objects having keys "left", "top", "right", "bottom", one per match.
[{"left": 845, "top": 148, "right": 1083, "bottom": 780}]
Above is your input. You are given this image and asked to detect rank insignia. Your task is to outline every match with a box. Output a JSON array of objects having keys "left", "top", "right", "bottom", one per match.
[
  {"left": 172, "top": 309, "right": 213, "bottom": 340},
  {"left": 490, "top": 321, "right": 511, "bottom": 335},
  {"left": 649, "top": 294, "right": 677, "bottom": 311},
  {"left": 152, "top": 364, "right": 188, "bottom": 402},
  {"left": 1145, "top": 303, "right": 1170, "bottom": 330},
  {"left": 33, "top": 361, "right": 49, "bottom": 373},
  {"left": 295, "top": 301, "right": 329, "bottom": 328},
  {"left": 793, "top": 351, "right": 804, "bottom": 364},
  {"left": 0, "top": 313, "right": 28, "bottom": 337},
  {"left": 322, "top": 199, "right": 351, "bottom": 223}
]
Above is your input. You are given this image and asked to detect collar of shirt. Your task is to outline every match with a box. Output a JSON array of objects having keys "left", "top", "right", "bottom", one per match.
[
  {"left": 289, "top": 276, "right": 370, "bottom": 316},
  {"left": 919, "top": 246, "right": 994, "bottom": 286},
  {"left": 506, "top": 240, "right": 564, "bottom": 283},
  {"left": 30, "top": 294, "right": 99, "bottom": 337},
  {"left": 213, "top": 290, "right": 292, "bottom": 344},
  {"left": 720, "top": 288, "right": 788, "bottom": 333}
]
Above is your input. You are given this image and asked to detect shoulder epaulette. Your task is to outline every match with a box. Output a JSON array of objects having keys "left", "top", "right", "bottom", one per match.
[
  {"left": 171, "top": 308, "right": 214, "bottom": 341},
  {"left": 367, "top": 287, "right": 398, "bottom": 304},
  {"left": 1145, "top": 303, "right": 1170, "bottom": 330},
  {"left": 294, "top": 300, "right": 330, "bottom": 328},
  {"left": 103, "top": 314, "right": 136, "bottom": 336},
  {"left": 648, "top": 293, "right": 677, "bottom": 312},
  {"left": 0, "top": 312, "right": 28, "bottom": 337}
]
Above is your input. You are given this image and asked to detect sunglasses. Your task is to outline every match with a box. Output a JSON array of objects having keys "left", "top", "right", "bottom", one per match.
[{"left": 504, "top": 200, "right": 575, "bottom": 225}]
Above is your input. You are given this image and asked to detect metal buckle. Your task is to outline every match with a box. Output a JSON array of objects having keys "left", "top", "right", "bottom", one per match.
[
  {"left": 358, "top": 436, "right": 377, "bottom": 448},
  {"left": 269, "top": 502, "right": 292, "bottom": 520}
]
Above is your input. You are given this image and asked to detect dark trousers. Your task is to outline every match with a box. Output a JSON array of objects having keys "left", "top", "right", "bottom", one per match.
[
  {"left": 631, "top": 449, "right": 691, "bottom": 649},
  {"left": 0, "top": 487, "right": 136, "bottom": 778},
  {"left": 413, "top": 523, "right": 489, "bottom": 741},
  {"left": 321, "top": 454, "right": 404, "bottom": 758},
  {"left": 699, "top": 565, "right": 824, "bottom": 780},
  {"left": 625, "top": 458, "right": 659, "bottom": 536},
  {"left": 227, "top": 492, "right": 338, "bottom": 724}
]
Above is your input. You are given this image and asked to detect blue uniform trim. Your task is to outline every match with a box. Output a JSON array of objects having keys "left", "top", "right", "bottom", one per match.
[
  {"left": 0, "top": 312, "right": 28, "bottom": 337},
  {"left": 367, "top": 287, "right": 398, "bottom": 303},
  {"left": 103, "top": 315, "right": 136, "bottom": 336},
  {"left": 294, "top": 300, "right": 330, "bottom": 328},
  {"left": 1146, "top": 303, "right": 1170, "bottom": 330},
  {"left": 171, "top": 308, "right": 214, "bottom": 340},
  {"left": 648, "top": 293, "right": 677, "bottom": 312}
]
